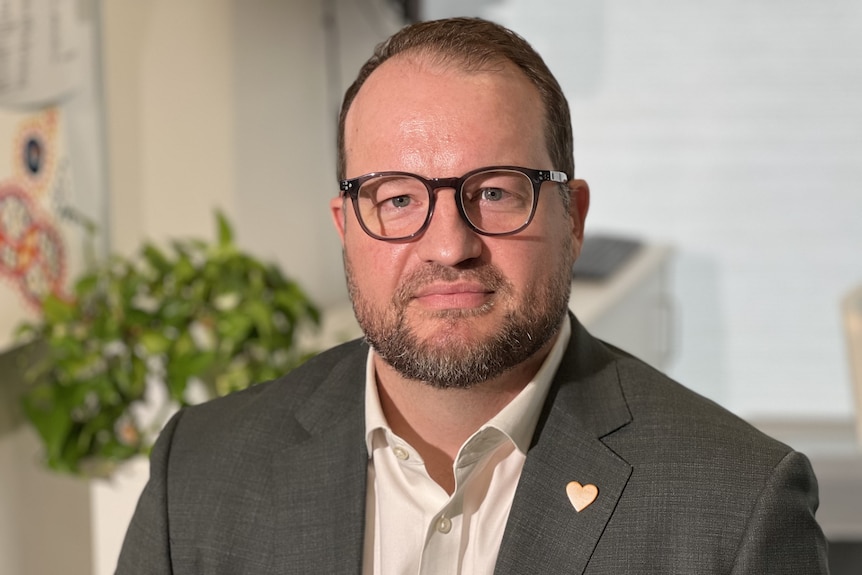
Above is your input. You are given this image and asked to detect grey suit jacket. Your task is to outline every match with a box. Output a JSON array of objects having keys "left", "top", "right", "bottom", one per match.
[{"left": 117, "top": 318, "right": 829, "bottom": 574}]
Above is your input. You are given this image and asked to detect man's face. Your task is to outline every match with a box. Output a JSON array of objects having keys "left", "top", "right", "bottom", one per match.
[{"left": 331, "top": 55, "right": 588, "bottom": 388}]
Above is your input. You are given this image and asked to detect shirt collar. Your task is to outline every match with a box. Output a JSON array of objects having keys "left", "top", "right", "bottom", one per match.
[{"left": 364, "top": 316, "right": 571, "bottom": 456}]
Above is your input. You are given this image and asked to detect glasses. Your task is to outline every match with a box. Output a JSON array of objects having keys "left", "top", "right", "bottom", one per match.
[{"left": 339, "top": 165, "right": 568, "bottom": 241}]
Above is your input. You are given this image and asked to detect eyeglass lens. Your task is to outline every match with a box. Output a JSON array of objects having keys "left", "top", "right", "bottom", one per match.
[{"left": 355, "top": 169, "right": 534, "bottom": 238}]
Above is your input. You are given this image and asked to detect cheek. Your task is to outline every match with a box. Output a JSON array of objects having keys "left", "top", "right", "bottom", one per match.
[
  {"left": 345, "top": 237, "right": 412, "bottom": 298},
  {"left": 496, "top": 221, "right": 574, "bottom": 291},
  {"left": 484, "top": 240, "right": 542, "bottom": 292}
]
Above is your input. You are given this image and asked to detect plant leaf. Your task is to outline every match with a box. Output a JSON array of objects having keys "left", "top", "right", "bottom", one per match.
[
  {"left": 141, "top": 243, "right": 171, "bottom": 274},
  {"left": 216, "top": 209, "right": 233, "bottom": 248},
  {"left": 42, "top": 295, "right": 76, "bottom": 323}
]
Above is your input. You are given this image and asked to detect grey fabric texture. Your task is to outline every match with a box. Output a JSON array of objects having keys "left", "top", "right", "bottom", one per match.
[{"left": 116, "top": 317, "right": 829, "bottom": 574}]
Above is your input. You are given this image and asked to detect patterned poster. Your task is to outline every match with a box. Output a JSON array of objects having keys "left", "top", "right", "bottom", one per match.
[{"left": 0, "top": 107, "right": 78, "bottom": 349}]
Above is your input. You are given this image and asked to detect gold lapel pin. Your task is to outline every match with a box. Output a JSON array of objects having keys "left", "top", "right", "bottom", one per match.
[{"left": 566, "top": 481, "right": 598, "bottom": 512}]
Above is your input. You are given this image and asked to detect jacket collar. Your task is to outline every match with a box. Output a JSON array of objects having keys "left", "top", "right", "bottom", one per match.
[
  {"left": 272, "top": 341, "right": 370, "bottom": 573},
  {"left": 495, "top": 315, "right": 634, "bottom": 574}
]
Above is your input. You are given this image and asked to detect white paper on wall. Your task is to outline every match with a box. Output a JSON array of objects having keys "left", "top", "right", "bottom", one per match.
[{"left": 0, "top": 0, "right": 82, "bottom": 107}]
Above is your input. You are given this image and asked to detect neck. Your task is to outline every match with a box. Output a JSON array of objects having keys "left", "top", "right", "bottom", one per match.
[{"left": 372, "top": 334, "right": 556, "bottom": 493}]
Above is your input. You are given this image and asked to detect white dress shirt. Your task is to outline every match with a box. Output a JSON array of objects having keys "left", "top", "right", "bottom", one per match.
[{"left": 363, "top": 318, "right": 571, "bottom": 575}]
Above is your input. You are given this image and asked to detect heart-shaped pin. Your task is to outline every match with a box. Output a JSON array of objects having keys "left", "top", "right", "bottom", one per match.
[{"left": 566, "top": 481, "right": 598, "bottom": 512}]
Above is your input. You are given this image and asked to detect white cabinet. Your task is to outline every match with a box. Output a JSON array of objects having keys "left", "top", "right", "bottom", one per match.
[{"left": 570, "top": 244, "right": 674, "bottom": 370}]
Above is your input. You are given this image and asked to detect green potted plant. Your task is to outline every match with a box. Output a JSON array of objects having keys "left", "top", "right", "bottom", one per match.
[{"left": 14, "top": 211, "right": 320, "bottom": 477}]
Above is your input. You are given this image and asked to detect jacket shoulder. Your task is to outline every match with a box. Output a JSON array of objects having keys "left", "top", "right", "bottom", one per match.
[
  {"left": 165, "top": 338, "right": 368, "bottom": 448},
  {"left": 611, "top": 353, "right": 792, "bottom": 464}
]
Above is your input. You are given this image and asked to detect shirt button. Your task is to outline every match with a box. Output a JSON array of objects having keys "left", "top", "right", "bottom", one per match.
[
  {"left": 436, "top": 516, "right": 452, "bottom": 534},
  {"left": 392, "top": 446, "right": 409, "bottom": 460}
]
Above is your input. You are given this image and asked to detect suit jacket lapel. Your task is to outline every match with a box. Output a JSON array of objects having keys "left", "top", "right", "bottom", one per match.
[
  {"left": 495, "top": 318, "right": 634, "bottom": 575},
  {"left": 271, "top": 343, "right": 369, "bottom": 573}
]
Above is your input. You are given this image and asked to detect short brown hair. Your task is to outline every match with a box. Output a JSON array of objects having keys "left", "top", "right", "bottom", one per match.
[{"left": 336, "top": 17, "right": 574, "bottom": 183}]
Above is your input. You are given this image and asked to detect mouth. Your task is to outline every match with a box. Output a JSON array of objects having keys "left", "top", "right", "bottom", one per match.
[{"left": 411, "top": 282, "right": 495, "bottom": 310}]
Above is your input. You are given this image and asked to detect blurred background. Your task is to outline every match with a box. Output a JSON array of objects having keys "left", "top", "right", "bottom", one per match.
[{"left": 0, "top": 0, "right": 860, "bottom": 572}]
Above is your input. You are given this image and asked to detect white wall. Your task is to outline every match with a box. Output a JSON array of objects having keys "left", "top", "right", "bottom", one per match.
[
  {"left": 102, "top": 0, "right": 237, "bottom": 253},
  {"left": 471, "top": 0, "right": 862, "bottom": 419},
  {"left": 232, "top": 0, "right": 402, "bottom": 307}
]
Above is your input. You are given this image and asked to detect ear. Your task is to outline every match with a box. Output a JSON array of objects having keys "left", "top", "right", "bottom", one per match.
[
  {"left": 329, "top": 195, "right": 347, "bottom": 244},
  {"left": 567, "top": 178, "right": 590, "bottom": 253},
  {"left": 568, "top": 179, "right": 590, "bottom": 238}
]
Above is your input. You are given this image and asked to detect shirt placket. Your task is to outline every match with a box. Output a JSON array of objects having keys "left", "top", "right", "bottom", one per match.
[{"left": 417, "top": 428, "right": 507, "bottom": 575}]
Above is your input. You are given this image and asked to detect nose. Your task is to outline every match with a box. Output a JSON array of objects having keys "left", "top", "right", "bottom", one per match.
[{"left": 415, "top": 189, "right": 483, "bottom": 266}]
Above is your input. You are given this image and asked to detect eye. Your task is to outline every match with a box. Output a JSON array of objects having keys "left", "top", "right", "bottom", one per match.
[
  {"left": 388, "top": 195, "right": 412, "bottom": 208},
  {"left": 480, "top": 188, "right": 506, "bottom": 202},
  {"left": 360, "top": 176, "right": 425, "bottom": 212}
]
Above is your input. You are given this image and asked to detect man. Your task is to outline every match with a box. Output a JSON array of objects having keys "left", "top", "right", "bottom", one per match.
[{"left": 117, "top": 17, "right": 829, "bottom": 574}]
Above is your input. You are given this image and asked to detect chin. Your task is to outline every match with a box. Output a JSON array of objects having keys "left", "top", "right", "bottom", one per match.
[{"left": 410, "top": 305, "right": 499, "bottom": 335}]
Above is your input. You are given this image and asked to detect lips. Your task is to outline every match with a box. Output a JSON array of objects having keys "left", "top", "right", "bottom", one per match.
[
  {"left": 411, "top": 282, "right": 494, "bottom": 310},
  {"left": 413, "top": 282, "right": 491, "bottom": 298},
  {"left": 393, "top": 263, "right": 508, "bottom": 310}
]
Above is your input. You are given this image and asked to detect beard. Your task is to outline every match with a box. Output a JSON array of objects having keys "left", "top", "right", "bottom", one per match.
[{"left": 345, "top": 243, "right": 573, "bottom": 390}]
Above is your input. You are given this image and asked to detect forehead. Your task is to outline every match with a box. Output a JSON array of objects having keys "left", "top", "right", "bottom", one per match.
[{"left": 343, "top": 54, "right": 548, "bottom": 176}]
